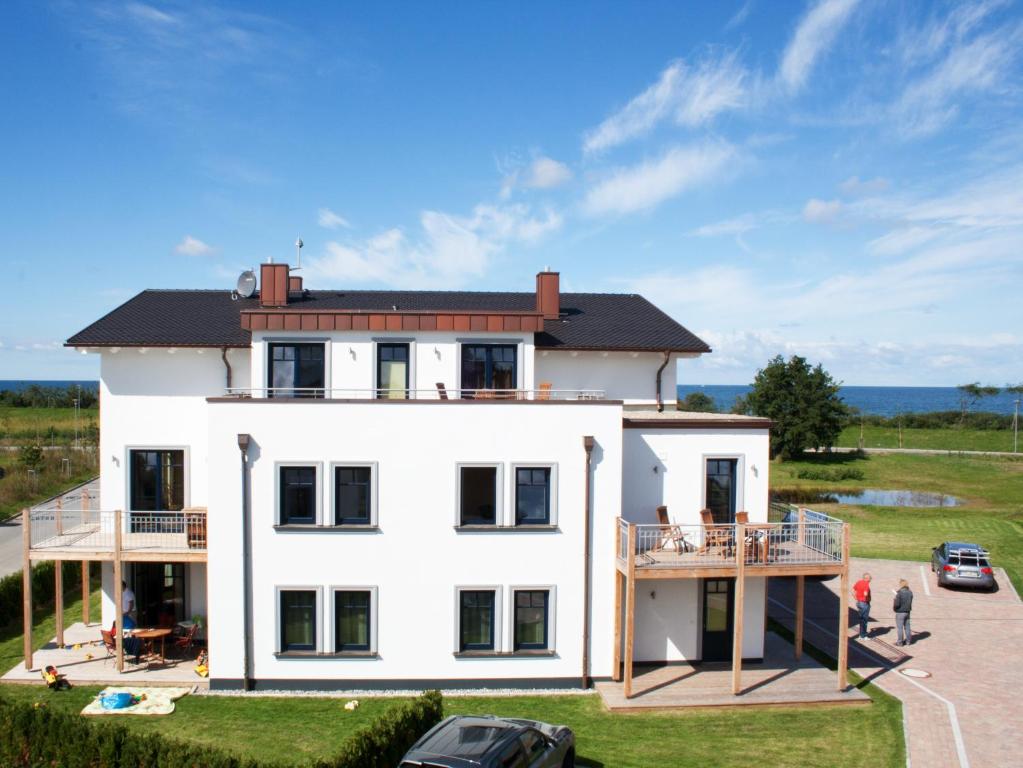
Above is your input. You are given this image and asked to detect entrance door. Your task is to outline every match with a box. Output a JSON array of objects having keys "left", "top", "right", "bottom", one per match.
[
  {"left": 701, "top": 578, "right": 734, "bottom": 662},
  {"left": 705, "top": 458, "right": 738, "bottom": 524},
  {"left": 129, "top": 563, "right": 186, "bottom": 627}
]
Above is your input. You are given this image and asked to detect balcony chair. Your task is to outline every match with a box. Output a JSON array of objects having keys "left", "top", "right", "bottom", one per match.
[
  {"left": 537, "top": 382, "right": 552, "bottom": 401},
  {"left": 698, "top": 508, "right": 734, "bottom": 557},
  {"left": 435, "top": 382, "right": 448, "bottom": 400},
  {"left": 652, "top": 506, "right": 690, "bottom": 554}
]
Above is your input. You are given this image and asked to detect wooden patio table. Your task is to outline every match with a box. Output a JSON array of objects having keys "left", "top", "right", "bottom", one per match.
[{"left": 131, "top": 628, "right": 173, "bottom": 665}]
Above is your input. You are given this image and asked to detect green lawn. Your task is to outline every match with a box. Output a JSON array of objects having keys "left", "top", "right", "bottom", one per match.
[
  {"left": 773, "top": 452, "right": 1023, "bottom": 589},
  {"left": 837, "top": 424, "right": 1019, "bottom": 453},
  {"left": 0, "top": 451, "right": 97, "bottom": 521},
  {"left": 0, "top": 405, "right": 99, "bottom": 447}
]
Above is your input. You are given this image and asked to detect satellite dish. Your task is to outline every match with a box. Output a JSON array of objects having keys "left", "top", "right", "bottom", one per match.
[{"left": 236, "top": 270, "right": 257, "bottom": 298}]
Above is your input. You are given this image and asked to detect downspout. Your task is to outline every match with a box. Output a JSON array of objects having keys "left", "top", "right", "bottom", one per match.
[
  {"left": 581, "top": 436, "right": 595, "bottom": 689},
  {"left": 655, "top": 351, "right": 671, "bottom": 412},
  {"left": 221, "top": 347, "right": 233, "bottom": 391},
  {"left": 237, "top": 433, "right": 253, "bottom": 691}
]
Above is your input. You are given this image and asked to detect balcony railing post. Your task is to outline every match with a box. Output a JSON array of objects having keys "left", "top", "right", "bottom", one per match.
[{"left": 114, "top": 510, "right": 124, "bottom": 673}]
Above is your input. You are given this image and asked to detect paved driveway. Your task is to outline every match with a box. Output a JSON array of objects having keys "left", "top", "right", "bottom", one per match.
[
  {"left": 769, "top": 557, "right": 1022, "bottom": 768},
  {"left": 0, "top": 516, "right": 24, "bottom": 579}
]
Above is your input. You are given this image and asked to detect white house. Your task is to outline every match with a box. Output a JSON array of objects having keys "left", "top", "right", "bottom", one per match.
[{"left": 24, "top": 264, "right": 850, "bottom": 697}]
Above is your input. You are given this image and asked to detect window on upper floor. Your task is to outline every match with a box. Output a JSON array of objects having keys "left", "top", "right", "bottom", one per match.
[
  {"left": 459, "top": 466, "right": 498, "bottom": 526},
  {"left": 279, "top": 589, "right": 317, "bottom": 652},
  {"left": 376, "top": 343, "right": 409, "bottom": 399},
  {"left": 514, "top": 467, "right": 551, "bottom": 525},
  {"left": 268, "top": 342, "right": 325, "bottom": 398},
  {"left": 279, "top": 465, "right": 317, "bottom": 525},
  {"left": 460, "top": 344, "right": 516, "bottom": 396},
  {"left": 333, "top": 466, "right": 372, "bottom": 525},
  {"left": 334, "top": 589, "right": 372, "bottom": 652},
  {"left": 513, "top": 589, "right": 550, "bottom": 651},
  {"left": 459, "top": 590, "right": 495, "bottom": 651},
  {"left": 129, "top": 449, "right": 185, "bottom": 511},
  {"left": 705, "top": 458, "right": 738, "bottom": 524}
]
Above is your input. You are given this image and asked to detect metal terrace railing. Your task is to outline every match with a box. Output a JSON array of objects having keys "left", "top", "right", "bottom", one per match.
[
  {"left": 28, "top": 508, "right": 207, "bottom": 554},
  {"left": 617, "top": 506, "right": 846, "bottom": 571},
  {"left": 222, "top": 387, "right": 606, "bottom": 400}
]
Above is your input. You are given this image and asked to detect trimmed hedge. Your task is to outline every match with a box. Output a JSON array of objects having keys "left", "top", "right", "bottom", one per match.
[
  {"left": 0, "top": 690, "right": 444, "bottom": 768},
  {"left": 313, "top": 690, "right": 443, "bottom": 768},
  {"left": 0, "top": 560, "right": 85, "bottom": 631}
]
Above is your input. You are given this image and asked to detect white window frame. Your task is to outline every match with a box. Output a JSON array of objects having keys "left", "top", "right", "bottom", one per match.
[
  {"left": 509, "top": 462, "right": 559, "bottom": 527},
  {"left": 507, "top": 585, "right": 556, "bottom": 653},
  {"left": 263, "top": 337, "right": 331, "bottom": 396},
  {"left": 274, "top": 461, "right": 323, "bottom": 526},
  {"left": 371, "top": 338, "right": 416, "bottom": 397},
  {"left": 454, "top": 585, "right": 503, "bottom": 654},
  {"left": 455, "top": 462, "right": 504, "bottom": 527},
  {"left": 701, "top": 454, "right": 746, "bottom": 520},
  {"left": 124, "top": 445, "right": 190, "bottom": 515},
  {"left": 329, "top": 585, "right": 379, "bottom": 655},
  {"left": 328, "top": 462, "right": 379, "bottom": 526},
  {"left": 274, "top": 585, "right": 323, "bottom": 654}
]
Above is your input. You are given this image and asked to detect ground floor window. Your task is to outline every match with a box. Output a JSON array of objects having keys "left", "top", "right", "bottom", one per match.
[
  {"left": 279, "top": 590, "right": 317, "bottom": 652},
  {"left": 334, "top": 590, "right": 371, "bottom": 652},
  {"left": 459, "top": 590, "right": 495, "bottom": 651},
  {"left": 513, "top": 590, "right": 549, "bottom": 650}
]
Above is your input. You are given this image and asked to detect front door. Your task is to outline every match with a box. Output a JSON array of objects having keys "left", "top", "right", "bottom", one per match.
[
  {"left": 705, "top": 458, "right": 738, "bottom": 523},
  {"left": 701, "top": 578, "right": 734, "bottom": 662}
]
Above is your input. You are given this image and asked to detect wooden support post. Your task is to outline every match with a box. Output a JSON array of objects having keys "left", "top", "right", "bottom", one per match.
[
  {"left": 623, "top": 523, "right": 636, "bottom": 698},
  {"left": 82, "top": 561, "right": 90, "bottom": 624},
  {"left": 114, "top": 510, "right": 124, "bottom": 673},
  {"left": 794, "top": 575, "right": 805, "bottom": 660},
  {"left": 22, "top": 509, "right": 33, "bottom": 671},
  {"left": 612, "top": 570, "right": 623, "bottom": 681},
  {"left": 54, "top": 561, "right": 64, "bottom": 648},
  {"left": 837, "top": 523, "right": 851, "bottom": 691},
  {"left": 731, "top": 523, "right": 746, "bottom": 696},
  {"left": 797, "top": 507, "right": 806, "bottom": 547}
]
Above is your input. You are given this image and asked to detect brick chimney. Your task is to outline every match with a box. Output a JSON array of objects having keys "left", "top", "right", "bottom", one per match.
[
  {"left": 288, "top": 274, "right": 303, "bottom": 294},
  {"left": 536, "top": 269, "right": 560, "bottom": 320},
  {"left": 259, "top": 263, "right": 290, "bottom": 307}
]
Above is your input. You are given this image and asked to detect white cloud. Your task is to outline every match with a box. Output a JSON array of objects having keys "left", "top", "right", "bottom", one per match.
[
  {"left": 582, "top": 53, "right": 747, "bottom": 154},
  {"left": 690, "top": 209, "right": 791, "bottom": 237},
  {"left": 125, "top": 3, "right": 179, "bottom": 26},
  {"left": 305, "top": 203, "right": 561, "bottom": 289},
  {"left": 866, "top": 226, "right": 945, "bottom": 256},
  {"left": 893, "top": 25, "right": 1021, "bottom": 136},
  {"left": 778, "top": 0, "right": 860, "bottom": 93},
  {"left": 725, "top": 1, "right": 754, "bottom": 31},
  {"left": 802, "top": 198, "right": 844, "bottom": 223},
  {"left": 175, "top": 235, "right": 215, "bottom": 256},
  {"left": 524, "top": 156, "right": 572, "bottom": 189},
  {"left": 839, "top": 175, "right": 890, "bottom": 196},
  {"left": 581, "top": 141, "right": 736, "bottom": 216},
  {"left": 317, "top": 208, "right": 351, "bottom": 230}
]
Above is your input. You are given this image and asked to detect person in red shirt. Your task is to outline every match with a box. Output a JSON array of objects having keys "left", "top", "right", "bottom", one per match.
[{"left": 852, "top": 573, "right": 872, "bottom": 639}]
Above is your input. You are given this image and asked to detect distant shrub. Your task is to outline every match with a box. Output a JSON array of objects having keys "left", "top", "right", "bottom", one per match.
[
  {"left": 842, "top": 411, "right": 1012, "bottom": 430},
  {"left": 18, "top": 445, "right": 43, "bottom": 473},
  {"left": 796, "top": 467, "right": 864, "bottom": 482},
  {"left": 677, "top": 392, "right": 717, "bottom": 412},
  {"left": 0, "top": 561, "right": 85, "bottom": 631}
]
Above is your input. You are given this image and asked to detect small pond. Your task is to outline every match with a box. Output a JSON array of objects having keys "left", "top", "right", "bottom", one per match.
[{"left": 771, "top": 488, "right": 961, "bottom": 507}]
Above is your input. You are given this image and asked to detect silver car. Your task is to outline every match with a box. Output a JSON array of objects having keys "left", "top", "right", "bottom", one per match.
[
  {"left": 400, "top": 715, "right": 575, "bottom": 768},
  {"left": 931, "top": 541, "right": 996, "bottom": 590}
]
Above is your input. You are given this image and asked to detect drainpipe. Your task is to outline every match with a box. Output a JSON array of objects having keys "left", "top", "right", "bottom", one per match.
[
  {"left": 581, "top": 436, "right": 595, "bottom": 689},
  {"left": 221, "top": 347, "right": 233, "bottom": 392},
  {"left": 237, "top": 433, "right": 253, "bottom": 691},
  {"left": 655, "top": 351, "right": 671, "bottom": 412}
]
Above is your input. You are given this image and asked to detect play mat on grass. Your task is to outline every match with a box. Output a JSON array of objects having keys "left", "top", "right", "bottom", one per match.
[{"left": 81, "top": 686, "right": 195, "bottom": 717}]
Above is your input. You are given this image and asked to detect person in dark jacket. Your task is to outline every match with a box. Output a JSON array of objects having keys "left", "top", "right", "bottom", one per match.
[{"left": 893, "top": 579, "right": 914, "bottom": 646}]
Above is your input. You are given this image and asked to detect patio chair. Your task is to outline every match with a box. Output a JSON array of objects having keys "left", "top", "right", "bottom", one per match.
[
  {"left": 652, "top": 506, "right": 690, "bottom": 554},
  {"left": 537, "top": 382, "right": 552, "bottom": 401},
  {"left": 172, "top": 623, "right": 199, "bottom": 659},
  {"left": 698, "top": 508, "right": 734, "bottom": 557},
  {"left": 435, "top": 382, "right": 448, "bottom": 400},
  {"left": 100, "top": 629, "right": 117, "bottom": 664}
]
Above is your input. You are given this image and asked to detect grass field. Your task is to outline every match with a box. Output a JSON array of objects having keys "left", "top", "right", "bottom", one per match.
[
  {"left": 837, "top": 424, "right": 1020, "bottom": 452},
  {"left": 0, "top": 450, "right": 98, "bottom": 521},
  {"left": 773, "top": 452, "right": 1023, "bottom": 589},
  {"left": 0, "top": 405, "right": 99, "bottom": 447}
]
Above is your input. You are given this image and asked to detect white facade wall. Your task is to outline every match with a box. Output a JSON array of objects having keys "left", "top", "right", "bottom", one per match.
[
  {"left": 534, "top": 351, "right": 679, "bottom": 405},
  {"left": 249, "top": 331, "right": 535, "bottom": 395},
  {"left": 205, "top": 400, "right": 622, "bottom": 685}
]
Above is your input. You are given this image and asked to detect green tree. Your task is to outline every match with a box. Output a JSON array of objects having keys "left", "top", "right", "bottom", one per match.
[
  {"left": 19, "top": 444, "right": 44, "bottom": 472},
  {"left": 677, "top": 391, "right": 717, "bottom": 412},
  {"left": 956, "top": 382, "right": 1000, "bottom": 425},
  {"left": 735, "top": 355, "right": 848, "bottom": 459}
]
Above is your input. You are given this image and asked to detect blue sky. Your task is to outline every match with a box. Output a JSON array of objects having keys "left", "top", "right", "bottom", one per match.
[{"left": 1, "top": 0, "right": 1021, "bottom": 386}]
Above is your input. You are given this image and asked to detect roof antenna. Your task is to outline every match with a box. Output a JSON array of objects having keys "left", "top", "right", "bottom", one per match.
[{"left": 294, "top": 237, "right": 304, "bottom": 270}]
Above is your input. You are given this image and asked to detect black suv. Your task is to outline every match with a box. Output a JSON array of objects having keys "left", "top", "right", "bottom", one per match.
[{"left": 400, "top": 715, "right": 575, "bottom": 768}]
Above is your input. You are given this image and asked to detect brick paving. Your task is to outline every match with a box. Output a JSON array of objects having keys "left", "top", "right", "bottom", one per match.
[{"left": 769, "top": 558, "right": 1022, "bottom": 768}]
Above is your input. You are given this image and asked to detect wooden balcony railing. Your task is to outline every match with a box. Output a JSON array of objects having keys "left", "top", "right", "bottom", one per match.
[{"left": 28, "top": 508, "right": 207, "bottom": 558}]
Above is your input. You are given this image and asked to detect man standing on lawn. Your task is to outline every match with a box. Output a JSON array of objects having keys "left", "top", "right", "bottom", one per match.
[{"left": 853, "top": 572, "right": 872, "bottom": 639}]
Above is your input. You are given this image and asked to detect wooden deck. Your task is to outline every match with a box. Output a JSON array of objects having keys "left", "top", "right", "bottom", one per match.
[
  {"left": 623, "top": 539, "right": 846, "bottom": 579},
  {"left": 29, "top": 524, "right": 206, "bottom": 562},
  {"left": 596, "top": 633, "right": 868, "bottom": 710}
]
